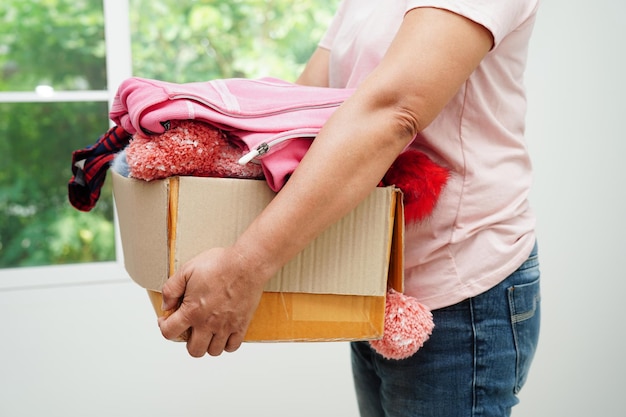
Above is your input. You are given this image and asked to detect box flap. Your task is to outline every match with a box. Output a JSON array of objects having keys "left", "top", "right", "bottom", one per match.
[
  {"left": 388, "top": 190, "right": 405, "bottom": 293},
  {"left": 111, "top": 172, "right": 170, "bottom": 289}
]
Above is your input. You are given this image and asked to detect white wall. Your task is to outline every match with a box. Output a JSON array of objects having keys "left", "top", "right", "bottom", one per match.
[
  {"left": 515, "top": 0, "right": 626, "bottom": 415},
  {"left": 0, "top": 265, "right": 359, "bottom": 416},
  {"left": 2, "top": 1, "right": 625, "bottom": 416}
]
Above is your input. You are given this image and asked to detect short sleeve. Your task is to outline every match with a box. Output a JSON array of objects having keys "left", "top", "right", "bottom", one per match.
[{"left": 405, "top": 0, "right": 539, "bottom": 46}]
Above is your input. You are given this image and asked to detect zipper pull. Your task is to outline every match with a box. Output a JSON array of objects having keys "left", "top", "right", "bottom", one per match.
[{"left": 238, "top": 142, "right": 269, "bottom": 165}]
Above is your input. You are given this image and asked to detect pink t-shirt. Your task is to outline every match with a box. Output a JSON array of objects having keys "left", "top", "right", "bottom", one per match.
[{"left": 320, "top": 0, "right": 539, "bottom": 309}]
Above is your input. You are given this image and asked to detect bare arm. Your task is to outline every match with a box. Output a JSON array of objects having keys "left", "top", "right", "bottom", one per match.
[
  {"left": 158, "top": 7, "right": 493, "bottom": 358},
  {"left": 296, "top": 47, "right": 330, "bottom": 87}
]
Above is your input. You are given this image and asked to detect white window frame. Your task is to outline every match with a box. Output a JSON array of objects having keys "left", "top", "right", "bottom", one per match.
[{"left": 0, "top": 0, "right": 133, "bottom": 289}]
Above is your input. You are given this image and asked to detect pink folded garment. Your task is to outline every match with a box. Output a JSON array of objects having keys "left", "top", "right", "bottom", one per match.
[{"left": 110, "top": 76, "right": 355, "bottom": 191}]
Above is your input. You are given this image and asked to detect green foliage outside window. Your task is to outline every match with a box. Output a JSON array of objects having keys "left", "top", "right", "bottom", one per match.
[
  {"left": 0, "top": 0, "right": 336, "bottom": 268},
  {"left": 0, "top": 0, "right": 111, "bottom": 268},
  {"left": 130, "top": 0, "right": 336, "bottom": 83}
]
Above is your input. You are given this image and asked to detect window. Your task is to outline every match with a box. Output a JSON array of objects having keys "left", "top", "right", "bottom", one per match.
[
  {"left": 0, "top": 0, "right": 131, "bottom": 271},
  {"left": 1, "top": 0, "right": 334, "bottom": 277}
]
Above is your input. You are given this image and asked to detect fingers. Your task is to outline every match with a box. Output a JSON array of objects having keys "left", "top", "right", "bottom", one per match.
[
  {"left": 157, "top": 310, "right": 190, "bottom": 343},
  {"left": 158, "top": 309, "right": 245, "bottom": 357},
  {"left": 186, "top": 329, "right": 215, "bottom": 358},
  {"left": 206, "top": 332, "right": 230, "bottom": 357},
  {"left": 224, "top": 333, "right": 244, "bottom": 353},
  {"left": 206, "top": 332, "right": 244, "bottom": 356},
  {"left": 161, "top": 270, "right": 188, "bottom": 311}
]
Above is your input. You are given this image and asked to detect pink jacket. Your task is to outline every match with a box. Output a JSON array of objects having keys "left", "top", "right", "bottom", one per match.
[{"left": 110, "top": 77, "right": 355, "bottom": 191}]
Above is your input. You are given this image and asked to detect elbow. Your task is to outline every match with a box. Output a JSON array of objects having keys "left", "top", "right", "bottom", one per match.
[
  {"left": 364, "top": 83, "right": 434, "bottom": 143},
  {"left": 349, "top": 82, "right": 436, "bottom": 147},
  {"left": 388, "top": 102, "right": 429, "bottom": 144}
]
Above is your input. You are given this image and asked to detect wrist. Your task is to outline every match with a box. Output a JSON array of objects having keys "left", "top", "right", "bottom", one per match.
[{"left": 229, "top": 237, "right": 280, "bottom": 288}]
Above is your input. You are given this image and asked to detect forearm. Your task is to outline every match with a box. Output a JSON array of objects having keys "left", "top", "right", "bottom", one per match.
[
  {"left": 232, "top": 89, "right": 413, "bottom": 283},
  {"left": 295, "top": 47, "right": 330, "bottom": 87}
]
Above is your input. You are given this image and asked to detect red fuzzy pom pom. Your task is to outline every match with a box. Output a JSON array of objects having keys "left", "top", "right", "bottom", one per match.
[
  {"left": 382, "top": 150, "right": 449, "bottom": 224},
  {"left": 369, "top": 289, "right": 434, "bottom": 360}
]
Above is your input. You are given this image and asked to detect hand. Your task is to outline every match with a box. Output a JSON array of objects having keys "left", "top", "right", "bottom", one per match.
[{"left": 157, "top": 246, "right": 266, "bottom": 357}]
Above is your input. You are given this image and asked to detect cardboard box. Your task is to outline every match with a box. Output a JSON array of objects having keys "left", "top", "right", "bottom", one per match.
[{"left": 112, "top": 171, "right": 404, "bottom": 342}]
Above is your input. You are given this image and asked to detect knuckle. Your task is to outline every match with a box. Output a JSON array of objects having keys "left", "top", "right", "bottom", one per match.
[{"left": 187, "top": 347, "right": 205, "bottom": 358}]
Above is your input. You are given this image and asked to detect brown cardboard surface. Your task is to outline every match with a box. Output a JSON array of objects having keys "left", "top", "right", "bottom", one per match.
[
  {"left": 112, "top": 173, "right": 169, "bottom": 286},
  {"left": 245, "top": 292, "right": 386, "bottom": 341},
  {"left": 145, "top": 290, "right": 385, "bottom": 342},
  {"left": 112, "top": 171, "right": 403, "bottom": 341}
]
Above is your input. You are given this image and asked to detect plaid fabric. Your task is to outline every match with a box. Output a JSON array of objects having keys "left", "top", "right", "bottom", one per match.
[{"left": 68, "top": 125, "right": 131, "bottom": 211}]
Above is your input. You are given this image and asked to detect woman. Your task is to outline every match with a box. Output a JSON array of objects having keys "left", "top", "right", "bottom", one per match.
[{"left": 159, "top": 1, "right": 541, "bottom": 416}]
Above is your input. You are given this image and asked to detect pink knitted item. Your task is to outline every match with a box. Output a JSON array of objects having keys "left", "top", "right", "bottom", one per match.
[
  {"left": 369, "top": 289, "right": 435, "bottom": 360},
  {"left": 125, "top": 120, "right": 264, "bottom": 181}
]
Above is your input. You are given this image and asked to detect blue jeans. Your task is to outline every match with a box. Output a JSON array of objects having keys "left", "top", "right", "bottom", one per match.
[{"left": 351, "top": 243, "right": 540, "bottom": 417}]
